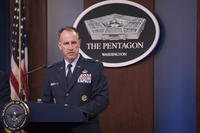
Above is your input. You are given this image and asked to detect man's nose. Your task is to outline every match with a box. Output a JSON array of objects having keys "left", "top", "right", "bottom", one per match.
[{"left": 68, "top": 43, "right": 74, "bottom": 49}]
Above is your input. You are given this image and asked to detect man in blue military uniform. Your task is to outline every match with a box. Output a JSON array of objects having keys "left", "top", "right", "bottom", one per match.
[{"left": 41, "top": 26, "right": 109, "bottom": 133}]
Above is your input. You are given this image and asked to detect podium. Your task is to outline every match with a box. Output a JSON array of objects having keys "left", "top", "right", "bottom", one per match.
[
  {"left": 27, "top": 102, "right": 87, "bottom": 122},
  {"left": 0, "top": 102, "right": 88, "bottom": 133},
  {"left": 25, "top": 102, "right": 88, "bottom": 133}
]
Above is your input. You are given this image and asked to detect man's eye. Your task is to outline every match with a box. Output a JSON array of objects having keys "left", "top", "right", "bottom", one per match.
[
  {"left": 63, "top": 42, "right": 69, "bottom": 45},
  {"left": 62, "top": 41, "right": 77, "bottom": 45},
  {"left": 71, "top": 41, "right": 77, "bottom": 45}
]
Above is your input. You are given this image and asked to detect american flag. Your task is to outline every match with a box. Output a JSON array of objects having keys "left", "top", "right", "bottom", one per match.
[{"left": 10, "top": 0, "right": 29, "bottom": 101}]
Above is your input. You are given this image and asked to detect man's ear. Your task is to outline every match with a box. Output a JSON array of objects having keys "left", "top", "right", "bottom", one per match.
[
  {"left": 78, "top": 39, "right": 81, "bottom": 48},
  {"left": 58, "top": 42, "right": 62, "bottom": 50}
]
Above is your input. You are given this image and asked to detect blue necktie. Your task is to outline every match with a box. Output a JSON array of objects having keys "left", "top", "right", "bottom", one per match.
[{"left": 66, "top": 64, "right": 72, "bottom": 87}]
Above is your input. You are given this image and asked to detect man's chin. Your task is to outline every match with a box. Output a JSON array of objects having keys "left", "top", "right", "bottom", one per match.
[{"left": 66, "top": 56, "right": 75, "bottom": 62}]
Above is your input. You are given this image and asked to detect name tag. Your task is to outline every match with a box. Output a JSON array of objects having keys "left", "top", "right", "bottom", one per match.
[{"left": 50, "top": 82, "right": 59, "bottom": 86}]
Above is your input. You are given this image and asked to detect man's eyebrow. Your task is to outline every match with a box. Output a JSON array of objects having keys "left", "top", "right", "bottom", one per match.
[
  {"left": 71, "top": 41, "right": 78, "bottom": 43},
  {"left": 62, "top": 41, "right": 78, "bottom": 44}
]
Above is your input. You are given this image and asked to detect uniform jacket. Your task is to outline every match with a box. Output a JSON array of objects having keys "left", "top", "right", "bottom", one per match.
[{"left": 41, "top": 55, "right": 109, "bottom": 133}]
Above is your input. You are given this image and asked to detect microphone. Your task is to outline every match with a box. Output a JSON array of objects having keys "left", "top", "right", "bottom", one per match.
[
  {"left": 27, "top": 64, "right": 47, "bottom": 75},
  {"left": 20, "top": 64, "right": 48, "bottom": 101},
  {"left": 19, "top": 64, "right": 52, "bottom": 101}
]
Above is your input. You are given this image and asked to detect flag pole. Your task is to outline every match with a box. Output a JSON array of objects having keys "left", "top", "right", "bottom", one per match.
[{"left": 18, "top": 0, "right": 22, "bottom": 100}]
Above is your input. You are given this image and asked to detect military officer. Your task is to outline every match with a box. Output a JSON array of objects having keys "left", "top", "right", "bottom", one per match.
[{"left": 41, "top": 26, "right": 109, "bottom": 133}]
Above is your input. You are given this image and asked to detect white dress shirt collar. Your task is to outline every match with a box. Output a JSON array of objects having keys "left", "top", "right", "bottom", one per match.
[{"left": 64, "top": 54, "right": 80, "bottom": 74}]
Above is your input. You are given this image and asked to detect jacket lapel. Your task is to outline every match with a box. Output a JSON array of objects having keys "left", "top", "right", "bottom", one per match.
[{"left": 56, "top": 61, "right": 67, "bottom": 91}]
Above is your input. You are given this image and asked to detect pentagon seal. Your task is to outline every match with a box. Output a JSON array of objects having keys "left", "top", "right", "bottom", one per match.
[{"left": 1, "top": 100, "right": 30, "bottom": 131}]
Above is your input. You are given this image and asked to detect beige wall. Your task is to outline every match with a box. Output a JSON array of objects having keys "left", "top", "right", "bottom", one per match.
[{"left": 47, "top": 0, "right": 83, "bottom": 65}]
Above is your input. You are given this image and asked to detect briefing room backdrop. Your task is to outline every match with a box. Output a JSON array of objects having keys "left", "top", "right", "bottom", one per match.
[{"left": 0, "top": 0, "right": 199, "bottom": 133}]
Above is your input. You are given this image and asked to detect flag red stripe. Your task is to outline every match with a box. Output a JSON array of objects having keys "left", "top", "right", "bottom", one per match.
[
  {"left": 22, "top": 66, "right": 29, "bottom": 100},
  {"left": 10, "top": 70, "right": 19, "bottom": 95}
]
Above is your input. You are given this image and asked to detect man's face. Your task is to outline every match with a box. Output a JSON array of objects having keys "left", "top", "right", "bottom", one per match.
[{"left": 58, "top": 30, "right": 80, "bottom": 63}]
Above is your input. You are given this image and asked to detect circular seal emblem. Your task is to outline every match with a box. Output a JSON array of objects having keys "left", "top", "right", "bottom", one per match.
[
  {"left": 1, "top": 100, "right": 30, "bottom": 131},
  {"left": 74, "top": 0, "right": 160, "bottom": 67}
]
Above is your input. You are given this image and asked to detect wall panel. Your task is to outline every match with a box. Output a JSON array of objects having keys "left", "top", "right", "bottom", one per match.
[
  {"left": 25, "top": 0, "right": 47, "bottom": 100},
  {"left": 84, "top": 0, "right": 154, "bottom": 133}
]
